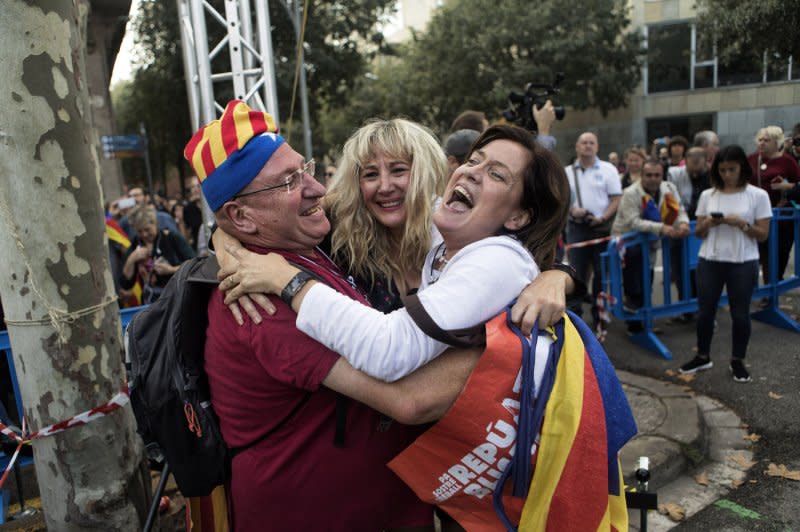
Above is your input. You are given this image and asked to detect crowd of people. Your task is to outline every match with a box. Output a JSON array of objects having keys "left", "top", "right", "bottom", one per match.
[
  {"left": 563, "top": 123, "right": 800, "bottom": 383},
  {"left": 3, "top": 86, "right": 799, "bottom": 529},
  {"left": 105, "top": 181, "right": 205, "bottom": 306}
]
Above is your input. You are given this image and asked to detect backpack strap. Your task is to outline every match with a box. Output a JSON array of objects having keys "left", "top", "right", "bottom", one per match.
[
  {"left": 400, "top": 293, "right": 486, "bottom": 348},
  {"left": 334, "top": 395, "right": 347, "bottom": 448},
  {"left": 287, "top": 263, "right": 350, "bottom": 447},
  {"left": 186, "top": 255, "right": 221, "bottom": 284}
]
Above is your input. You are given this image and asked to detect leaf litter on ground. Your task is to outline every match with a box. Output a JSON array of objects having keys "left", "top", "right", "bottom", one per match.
[{"left": 658, "top": 502, "right": 686, "bottom": 522}]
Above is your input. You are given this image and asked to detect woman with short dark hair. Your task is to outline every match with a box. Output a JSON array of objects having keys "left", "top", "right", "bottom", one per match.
[{"left": 667, "top": 135, "right": 689, "bottom": 167}]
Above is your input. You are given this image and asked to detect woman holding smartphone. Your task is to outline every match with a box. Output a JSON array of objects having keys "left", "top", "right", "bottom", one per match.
[{"left": 679, "top": 145, "right": 772, "bottom": 382}]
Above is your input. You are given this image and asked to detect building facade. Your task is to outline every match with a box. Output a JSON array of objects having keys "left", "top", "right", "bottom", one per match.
[
  {"left": 385, "top": 0, "right": 442, "bottom": 43},
  {"left": 553, "top": 0, "right": 800, "bottom": 161}
]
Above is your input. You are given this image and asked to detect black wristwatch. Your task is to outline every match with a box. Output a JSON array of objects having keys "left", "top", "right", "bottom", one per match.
[{"left": 280, "top": 271, "right": 315, "bottom": 306}]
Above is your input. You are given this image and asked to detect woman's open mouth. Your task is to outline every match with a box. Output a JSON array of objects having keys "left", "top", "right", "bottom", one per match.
[{"left": 445, "top": 184, "right": 474, "bottom": 212}]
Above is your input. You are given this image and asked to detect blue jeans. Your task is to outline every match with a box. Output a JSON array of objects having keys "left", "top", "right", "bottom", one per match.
[{"left": 696, "top": 258, "right": 759, "bottom": 359}]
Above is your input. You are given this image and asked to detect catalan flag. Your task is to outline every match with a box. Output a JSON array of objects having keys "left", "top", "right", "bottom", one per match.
[
  {"left": 660, "top": 192, "right": 681, "bottom": 226},
  {"left": 641, "top": 192, "right": 681, "bottom": 226},
  {"left": 641, "top": 194, "right": 661, "bottom": 223},
  {"left": 105, "top": 219, "right": 142, "bottom": 307},
  {"left": 106, "top": 218, "right": 131, "bottom": 249},
  {"left": 388, "top": 310, "right": 636, "bottom": 532},
  {"left": 186, "top": 486, "right": 230, "bottom": 532},
  {"left": 513, "top": 312, "right": 637, "bottom": 531}
]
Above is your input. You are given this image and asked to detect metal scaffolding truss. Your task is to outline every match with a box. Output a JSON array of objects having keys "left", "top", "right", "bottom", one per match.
[{"left": 176, "top": 0, "right": 281, "bottom": 132}]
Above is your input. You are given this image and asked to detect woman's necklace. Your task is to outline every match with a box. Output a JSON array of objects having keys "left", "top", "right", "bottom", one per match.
[
  {"left": 437, "top": 247, "right": 449, "bottom": 267},
  {"left": 432, "top": 242, "right": 449, "bottom": 271}
]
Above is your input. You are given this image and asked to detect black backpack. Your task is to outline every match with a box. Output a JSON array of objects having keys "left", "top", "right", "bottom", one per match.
[
  {"left": 125, "top": 255, "right": 346, "bottom": 497},
  {"left": 125, "top": 256, "right": 227, "bottom": 497}
]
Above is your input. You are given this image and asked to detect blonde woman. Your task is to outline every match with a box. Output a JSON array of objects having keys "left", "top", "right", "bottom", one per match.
[
  {"left": 324, "top": 118, "right": 448, "bottom": 311},
  {"left": 747, "top": 126, "right": 800, "bottom": 282},
  {"left": 120, "top": 205, "right": 195, "bottom": 303},
  {"left": 620, "top": 145, "right": 647, "bottom": 189}
]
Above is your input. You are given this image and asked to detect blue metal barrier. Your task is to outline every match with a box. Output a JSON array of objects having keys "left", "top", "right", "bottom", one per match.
[
  {"left": 750, "top": 208, "right": 800, "bottom": 329},
  {"left": 0, "top": 331, "right": 35, "bottom": 523},
  {"left": 600, "top": 208, "right": 800, "bottom": 359}
]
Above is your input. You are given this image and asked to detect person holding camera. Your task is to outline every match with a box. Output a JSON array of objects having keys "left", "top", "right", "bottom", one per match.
[
  {"left": 565, "top": 132, "right": 622, "bottom": 335},
  {"left": 679, "top": 146, "right": 771, "bottom": 383}
]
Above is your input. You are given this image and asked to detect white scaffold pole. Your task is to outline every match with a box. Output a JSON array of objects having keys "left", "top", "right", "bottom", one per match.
[{"left": 177, "top": 0, "right": 284, "bottom": 238}]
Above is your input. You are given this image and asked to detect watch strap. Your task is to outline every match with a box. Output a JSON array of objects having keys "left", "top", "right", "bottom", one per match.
[{"left": 280, "top": 271, "right": 315, "bottom": 306}]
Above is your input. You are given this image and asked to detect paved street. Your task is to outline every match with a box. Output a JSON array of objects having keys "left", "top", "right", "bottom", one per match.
[{"left": 604, "top": 289, "right": 800, "bottom": 531}]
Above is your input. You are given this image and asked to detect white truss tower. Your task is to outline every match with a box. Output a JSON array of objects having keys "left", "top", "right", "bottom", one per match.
[
  {"left": 176, "top": 0, "right": 313, "bottom": 234},
  {"left": 176, "top": 0, "right": 281, "bottom": 131}
]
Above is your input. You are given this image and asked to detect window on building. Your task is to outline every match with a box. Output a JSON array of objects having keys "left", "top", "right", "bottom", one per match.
[
  {"left": 647, "top": 22, "right": 691, "bottom": 93},
  {"left": 693, "top": 31, "right": 716, "bottom": 89},
  {"left": 646, "top": 22, "right": 796, "bottom": 93},
  {"left": 767, "top": 51, "right": 791, "bottom": 82},
  {"left": 718, "top": 49, "right": 762, "bottom": 86}
]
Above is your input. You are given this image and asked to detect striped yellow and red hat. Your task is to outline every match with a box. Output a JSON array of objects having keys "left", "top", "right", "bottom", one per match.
[{"left": 183, "top": 100, "right": 284, "bottom": 211}]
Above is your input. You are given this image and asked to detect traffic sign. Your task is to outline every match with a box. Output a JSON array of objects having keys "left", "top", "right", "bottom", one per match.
[{"left": 101, "top": 134, "right": 145, "bottom": 159}]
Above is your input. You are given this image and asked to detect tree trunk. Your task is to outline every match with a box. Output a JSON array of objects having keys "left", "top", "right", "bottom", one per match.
[{"left": 0, "top": 2, "right": 151, "bottom": 529}]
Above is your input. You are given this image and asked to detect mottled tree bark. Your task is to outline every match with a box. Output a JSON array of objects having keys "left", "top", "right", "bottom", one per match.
[{"left": 0, "top": 1, "right": 151, "bottom": 529}]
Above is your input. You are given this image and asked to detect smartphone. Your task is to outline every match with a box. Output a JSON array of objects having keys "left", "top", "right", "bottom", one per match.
[
  {"left": 710, "top": 212, "right": 724, "bottom": 219},
  {"left": 117, "top": 197, "right": 136, "bottom": 209}
]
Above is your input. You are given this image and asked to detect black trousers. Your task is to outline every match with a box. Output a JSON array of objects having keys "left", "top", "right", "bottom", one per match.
[
  {"left": 696, "top": 259, "right": 759, "bottom": 359},
  {"left": 566, "top": 221, "right": 609, "bottom": 323}
]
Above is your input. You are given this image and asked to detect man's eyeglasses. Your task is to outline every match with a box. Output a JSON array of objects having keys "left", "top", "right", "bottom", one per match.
[{"left": 234, "top": 159, "right": 315, "bottom": 198}]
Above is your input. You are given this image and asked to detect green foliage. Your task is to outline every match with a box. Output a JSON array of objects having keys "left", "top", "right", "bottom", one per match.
[
  {"left": 114, "top": 0, "right": 643, "bottom": 168},
  {"left": 695, "top": 0, "right": 799, "bottom": 64},
  {"left": 322, "top": 0, "right": 644, "bottom": 138},
  {"left": 113, "top": 0, "right": 190, "bottom": 191},
  {"left": 113, "top": 0, "right": 395, "bottom": 180}
]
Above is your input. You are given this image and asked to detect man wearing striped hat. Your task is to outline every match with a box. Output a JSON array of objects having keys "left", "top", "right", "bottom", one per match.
[{"left": 184, "top": 100, "right": 476, "bottom": 531}]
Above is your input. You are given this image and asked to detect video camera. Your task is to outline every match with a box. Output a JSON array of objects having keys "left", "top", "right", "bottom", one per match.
[{"left": 502, "top": 73, "right": 566, "bottom": 134}]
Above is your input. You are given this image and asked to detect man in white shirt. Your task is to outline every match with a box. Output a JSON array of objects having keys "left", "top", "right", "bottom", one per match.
[{"left": 565, "top": 132, "right": 622, "bottom": 330}]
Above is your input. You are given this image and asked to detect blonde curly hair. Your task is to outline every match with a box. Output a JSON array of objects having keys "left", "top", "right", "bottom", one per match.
[{"left": 326, "top": 118, "right": 447, "bottom": 291}]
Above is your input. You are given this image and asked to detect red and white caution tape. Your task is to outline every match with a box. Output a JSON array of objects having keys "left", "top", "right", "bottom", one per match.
[
  {"left": 613, "top": 236, "right": 627, "bottom": 266},
  {"left": 564, "top": 235, "right": 613, "bottom": 251},
  {"left": 596, "top": 292, "right": 618, "bottom": 325},
  {"left": 0, "top": 387, "right": 129, "bottom": 488}
]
